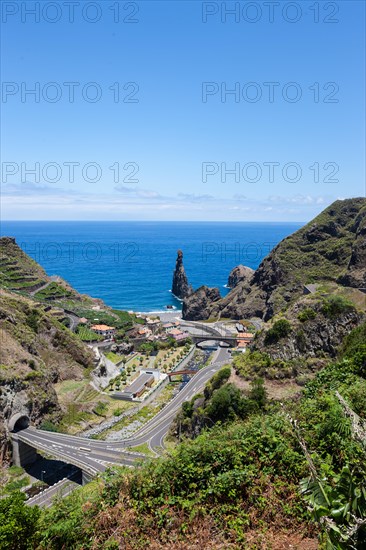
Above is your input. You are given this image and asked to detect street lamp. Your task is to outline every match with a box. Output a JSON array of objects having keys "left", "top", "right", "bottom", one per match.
[{"left": 41, "top": 470, "right": 46, "bottom": 483}]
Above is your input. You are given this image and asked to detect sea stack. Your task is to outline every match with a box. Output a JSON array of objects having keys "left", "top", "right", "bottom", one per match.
[{"left": 172, "top": 250, "right": 192, "bottom": 299}]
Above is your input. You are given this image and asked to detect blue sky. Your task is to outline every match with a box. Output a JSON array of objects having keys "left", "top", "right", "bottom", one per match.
[{"left": 1, "top": 0, "right": 365, "bottom": 221}]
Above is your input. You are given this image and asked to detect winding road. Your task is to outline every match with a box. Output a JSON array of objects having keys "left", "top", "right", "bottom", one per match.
[{"left": 16, "top": 348, "right": 231, "bottom": 477}]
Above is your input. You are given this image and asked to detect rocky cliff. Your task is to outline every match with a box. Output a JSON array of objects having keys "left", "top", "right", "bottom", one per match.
[
  {"left": 253, "top": 292, "right": 365, "bottom": 362},
  {"left": 172, "top": 250, "right": 192, "bottom": 299},
  {"left": 183, "top": 198, "right": 366, "bottom": 321},
  {"left": 182, "top": 286, "right": 221, "bottom": 320},
  {"left": 227, "top": 265, "right": 254, "bottom": 289}
]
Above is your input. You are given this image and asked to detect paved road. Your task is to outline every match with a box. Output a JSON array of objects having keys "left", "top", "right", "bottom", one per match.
[
  {"left": 17, "top": 348, "right": 232, "bottom": 474},
  {"left": 27, "top": 476, "right": 80, "bottom": 508}
]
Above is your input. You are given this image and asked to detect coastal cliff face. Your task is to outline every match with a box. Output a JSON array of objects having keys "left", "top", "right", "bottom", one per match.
[
  {"left": 183, "top": 198, "right": 366, "bottom": 321},
  {"left": 182, "top": 286, "right": 221, "bottom": 320},
  {"left": 227, "top": 265, "right": 254, "bottom": 289},
  {"left": 172, "top": 250, "right": 192, "bottom": 299},
  {"left": 253, "top": 294, "right": 365, "bottom": 362}
]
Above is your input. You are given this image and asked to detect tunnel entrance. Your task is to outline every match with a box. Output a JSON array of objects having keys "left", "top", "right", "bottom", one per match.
[{"left": 9, "top": 413, "right": 30, "bottom": 432}]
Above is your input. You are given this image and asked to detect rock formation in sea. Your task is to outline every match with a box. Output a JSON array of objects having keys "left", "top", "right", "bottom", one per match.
[
  {"left": 172, "top": 250, "right": 193, "bottom": 299},
  {"left": 227, "top": 265, "right": 254, "bottom": 289}
]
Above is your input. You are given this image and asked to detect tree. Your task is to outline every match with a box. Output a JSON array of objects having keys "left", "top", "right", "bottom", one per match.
[
  {"left": 0, "top": 492, "right": 40, "bottom": 549},
  {"left": 264, "top": 319, "right": 292, "bottom": 345},
  {"left": 206, "top": 383, "right": 242, "bottom": 422}
]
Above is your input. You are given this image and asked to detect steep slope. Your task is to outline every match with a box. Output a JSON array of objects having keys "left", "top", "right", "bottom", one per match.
[
  {"left": 0, "top": 289, "right": 95, "bottom": 461},
  {"left": 0, "top": 236, "right": 101, "bottom": 461},
  {"left": 0, "top": 237, "right": 49, "bottom": 292},
  {"left": 183, "top": 198, "right": 366, "bottom": 321},
  {"left": 0, "top": 236, "right": 97, "bottom": 306}
]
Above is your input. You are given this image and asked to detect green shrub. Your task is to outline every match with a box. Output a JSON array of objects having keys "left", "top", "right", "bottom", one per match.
[
  {"left": 340, "top": 321, "right": 366, "bottom": 359},
  {"left": 321, "top": 295, "right": 355, "bottom": 318},
  {"left": 5, "top": 477, "right": 30, "bottom": 493},
  {"left": 26, "top": 309, "right": 40, "bottom": 333},
  {"left": 8, "top": 466, "right": 24, "bottom": 477},
  {"left": 39, "top": 420, "right": 61, "bottom": 433},
  {"left": 298, "top": 308, "right": 316, "bottom": 322},
  {"left": 234, "top": 350, "right": 271, "bottom": 379},
  {"left": 264, "top": 319, "right": 292, "bottom": 345},
  {"left": 0, "top": 492, "right": 40, "bottom": 549},
  {"left": 94, "top": 402, "right": 108, "bottom": 416},
  {"left": 25, "top": 371, "right": 41, "bottom": 381}
]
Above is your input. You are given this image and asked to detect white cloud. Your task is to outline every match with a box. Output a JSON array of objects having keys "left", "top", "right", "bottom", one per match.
[
  {"left": 1, "top": 189, "right": 338, "bottom": 221},
  {"left": 114, "top": 185, "right": 161, "bottom": 199},
  {"left": 2, "top": 181, "right": 72, "bottom": 195}
]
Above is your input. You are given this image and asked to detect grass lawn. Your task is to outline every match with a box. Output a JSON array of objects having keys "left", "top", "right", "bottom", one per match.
[
  {"left": 127, "top": 443, "right": 155, "bottom": 457},
  {"left": 105, "top": 351, "right": 124, "bottom": 364},
  {"left": 55, "top": 379, "right": 87, "bottom": 397}
]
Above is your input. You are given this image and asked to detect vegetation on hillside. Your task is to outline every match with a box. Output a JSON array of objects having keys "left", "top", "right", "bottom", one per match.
[{"left": 1, "top": 323, "right": 365, "bottom": 549}]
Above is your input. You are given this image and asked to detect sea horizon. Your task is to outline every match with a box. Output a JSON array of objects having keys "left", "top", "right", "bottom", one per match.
[
  {"left": 1, "top": 219, "right": 306, "bottom": 224},
  {"left": 1, "top": 220, "right": 304, "bottom": 312}
]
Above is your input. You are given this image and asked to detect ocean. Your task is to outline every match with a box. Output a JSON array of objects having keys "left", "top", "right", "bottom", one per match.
[{"left": 1, "top": 221, "right": 303, "bottom": 312}]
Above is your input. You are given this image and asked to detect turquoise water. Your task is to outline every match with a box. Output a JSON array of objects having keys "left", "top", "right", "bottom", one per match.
[{"left": 1, "top": 221, "right": 302, "bottom": 311}]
